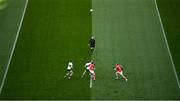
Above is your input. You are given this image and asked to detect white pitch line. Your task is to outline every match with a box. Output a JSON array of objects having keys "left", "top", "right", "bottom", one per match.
[
  {"left": 0, "top": 0, "right": 29, "bottom": 94},
  {"left": 90, "top": 39, "right": 95, "bottom": 88},
  {"left": 90, "top": 75, "right": 92, "bottom": 88},
  {"left": 154, "top": 0, "right": 180, "bottom": 90}
]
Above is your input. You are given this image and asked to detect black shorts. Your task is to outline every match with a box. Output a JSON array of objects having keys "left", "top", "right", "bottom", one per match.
[
  {"left": 67, "top": 69, "right": 72, "bottom": 71},
  {"left": 90, "top": 44, "right": 95, "bottom": 48}
]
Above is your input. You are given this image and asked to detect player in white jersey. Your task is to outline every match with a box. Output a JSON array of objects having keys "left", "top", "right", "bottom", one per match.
[
  {"left": 64, "top": 60, "right": 73, "bottom": 79},
  {"left": 81, "top": 61, "right": 91, "bottom": 78}
]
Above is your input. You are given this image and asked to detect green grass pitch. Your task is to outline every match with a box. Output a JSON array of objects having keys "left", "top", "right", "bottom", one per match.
[
  {"left": 0, "top": 0, "right": 180, "bottom": 100},
  {"left": 0, "top": 0, "right": 28, "bottom": 85},
  {"left": 157, "top": 0, "right": 180, "bottom": 82},
  {"left": 0, "top": 0, "right": 92, "bottom": 99}
]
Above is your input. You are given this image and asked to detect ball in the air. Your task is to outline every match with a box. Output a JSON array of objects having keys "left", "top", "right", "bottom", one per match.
[{"left": 90, "top": 9, "right": 93, "bottom": 12}]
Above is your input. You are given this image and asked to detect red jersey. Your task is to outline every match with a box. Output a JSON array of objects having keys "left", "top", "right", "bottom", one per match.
[
  {"left": 89, "top": 64, "right": 95, "bottom": 70},
  {"left": 116, "top": 65, "right": 122, "bottom": 72}
]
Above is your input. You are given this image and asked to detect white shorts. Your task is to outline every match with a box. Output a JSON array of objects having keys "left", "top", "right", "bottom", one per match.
[
  {"left": 89, "top": 70, "right": 95, "bottom": 75},
  {"left": 67, "top": 66, "right": 72, "bottom": 70},
  {"left": 116, "top": 71, "right": 123, "bottom": 76},
  {"left": 86, "top": 67, "right": 90, "bottom": 70}
]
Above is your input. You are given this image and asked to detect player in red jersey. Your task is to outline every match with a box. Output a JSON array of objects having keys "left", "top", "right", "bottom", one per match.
[
  {"left": 114, "top": 64, "right": 128, "bottom": 82},
  {"left": 89, "top": 62, "right": 96, "bottom": 80}
]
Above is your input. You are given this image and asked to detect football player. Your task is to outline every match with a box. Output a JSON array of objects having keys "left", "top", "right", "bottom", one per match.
[
  {"left": 89, "top": 62, "right": 96, "bottom": 81},
  {"left": 64, "top": 60, "right": 73, "bottom": 79},
  {"left": 114, "top": 64, "right": 128, "bottom": 82},
  {"left": 81, "top": 61, "right": 91, "bottom": 78},
  {"left": 88, "top": 36, "right": 96, "bottom": 53}
]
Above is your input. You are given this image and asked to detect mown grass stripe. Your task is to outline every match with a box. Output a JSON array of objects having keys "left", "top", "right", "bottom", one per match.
[
  {"left": 0, "top": 0, "right": 29, "bottom": 94},
  {"left": 154, "top": 0, "right": 180, "bottom": 90}
]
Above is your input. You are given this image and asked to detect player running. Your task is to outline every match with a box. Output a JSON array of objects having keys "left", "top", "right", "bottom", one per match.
[
  {"left": 114, "top": 64, "right": 128, "bottom": 82},
  {"left": 81, "top": 61, "right": 91, "bottom": 78},
  {"left": 88, "top": 36, "right": 96, "bottom": 52},
  {"left": 64, "top": 60, "right": 73, "bottom": 79},
  {"left": 89, "top": 62, "right": 96, "bottom": 81}
]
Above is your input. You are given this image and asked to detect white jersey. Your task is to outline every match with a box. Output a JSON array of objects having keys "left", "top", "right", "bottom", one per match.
[
  {"left": 85, "top": 62, "right": 91, "bottom": 70},
  {"left": 67, "top": 62, "right": 73, "bottom": 70}
]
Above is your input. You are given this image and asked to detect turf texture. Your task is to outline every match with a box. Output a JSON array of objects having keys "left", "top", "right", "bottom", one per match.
[
  {"left": 0, "top": 0, "right": 180, "bottom": 100},
  {"left": 91, "top": 0, "right": 179, "bottom": 99},
  {"left": 157, "top": 0, "right": 180, "bottom": 81},
  {"left": 0, "top": 0, "right": 27, "bottom": 86},
  {"left": 0, "top": 0, "right": 91, "bottom": 99}
]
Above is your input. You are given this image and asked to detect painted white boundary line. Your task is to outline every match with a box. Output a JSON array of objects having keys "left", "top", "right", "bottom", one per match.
[
  {"left": 154, "top": 0, "right": 180, "bottom": 90},
  {"left": 0, "top": 0, "right": 29, "bottom": 94},
  {"left": 90, "top": 41, "right": 95, "bottom": 88},
  {"left": 90, "top": 75, "right": 92, "bottom": 88}
]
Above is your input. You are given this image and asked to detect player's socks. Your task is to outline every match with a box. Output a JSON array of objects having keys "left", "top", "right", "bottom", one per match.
[
  {"left": 115, "top": 77, "right": 119, "bottom": 79},
  {"left": 64, "top": 74, "right": 68, "bottom": 78},
  {"left": 93, "top": 75, "right": 96, "bottom": 80},
  {"left": 82, "top": 75, "right": 84, "bottom": 78},
  {"left": 64, "top": 72, "right": 71, "bottom": 79},
  {"left": 81, "top": 73, "right": 85, "bottom": 78},
  {"left": 123, "top": 76, "right": 127, "bottom": 82},
  {"left": 70, "top": 72, "right": 73, "bottom": 77}
]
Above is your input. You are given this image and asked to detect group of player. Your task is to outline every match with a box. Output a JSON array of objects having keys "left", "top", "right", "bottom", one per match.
[
  {"left": 81, "top": 61, "right": 96, "bottom": 80},
  {"left": 64, "top": 60, "right": 96, "bottom": 80},
  {"left": 64, "top": 36, "right": 128, "bottom": 82},
  {"left": 64, "top": 60, "right": 127, "bottom": 82}
]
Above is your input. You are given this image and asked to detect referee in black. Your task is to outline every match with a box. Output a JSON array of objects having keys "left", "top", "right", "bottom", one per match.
[{"left": 88, "top": 36, "right": 96, "bottom": 53}]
